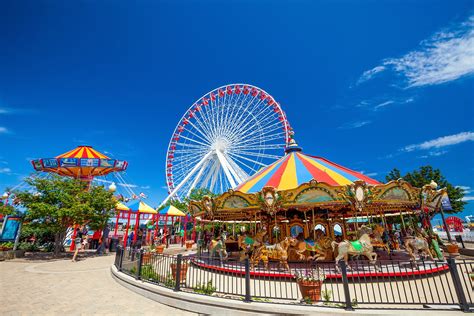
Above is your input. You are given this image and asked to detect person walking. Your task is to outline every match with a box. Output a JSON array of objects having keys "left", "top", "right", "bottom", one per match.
[
  {"left": 97, "top": 225, "right": 110, "bottom": 255},
  {"left": 72, "top": 226, "right": 84, "bottom": 262}
]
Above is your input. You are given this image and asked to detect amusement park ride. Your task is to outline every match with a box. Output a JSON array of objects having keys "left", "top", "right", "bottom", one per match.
[
  {"left": 162, "top": 84, "right": 293, "bottom": 206},
  {"left": 1, "top": 83, "right": 460, "bottom": 279}
]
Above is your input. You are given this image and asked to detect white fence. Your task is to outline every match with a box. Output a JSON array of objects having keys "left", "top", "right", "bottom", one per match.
[{"left": 437, "top": 231, "right": 474, "bottom": 243}]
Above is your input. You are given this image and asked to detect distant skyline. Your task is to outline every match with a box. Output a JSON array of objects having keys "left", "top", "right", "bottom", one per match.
[{"left": 0, "top": 1, "right": 472, "bottom": 218}]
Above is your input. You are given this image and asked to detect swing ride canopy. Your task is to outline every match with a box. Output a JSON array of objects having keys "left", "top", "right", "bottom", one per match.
[
  {"left": 31, "top": 145, "right": 128, "bottom": 181},
  {"left": 159, "top": 205, "right": 186, "bottom": 217},
  {"left": 189, "top": 141, "right": 448, "bottom": 222}
]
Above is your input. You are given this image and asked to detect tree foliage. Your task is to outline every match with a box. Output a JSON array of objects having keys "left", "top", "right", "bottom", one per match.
[
  {"left": 14, "top": 175, "right": 116, "bottom": 255},
  {"left": 385, "top": 165, "right": 466, "bottom": 214},
  {"left": 0, "top": 199, "right": 16, "bottom": 216},
  {"left": 159, "top": 187, "right": 217, "bottom": 213}
]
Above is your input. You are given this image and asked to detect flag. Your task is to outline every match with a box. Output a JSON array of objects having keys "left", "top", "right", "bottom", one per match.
[{"left": 441, "top": 193, "right": 453, "bottom": 211}]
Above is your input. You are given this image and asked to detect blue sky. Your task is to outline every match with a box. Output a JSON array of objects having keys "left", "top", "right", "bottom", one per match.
[{"left": 0, "top": 1, "right": 473, "bottom": 218}]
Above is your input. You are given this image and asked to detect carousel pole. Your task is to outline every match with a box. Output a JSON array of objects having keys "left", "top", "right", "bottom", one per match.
[
  {"left": 312, "top": 209, "right": 316, "bottom": 240},
  {"left": 183, "top": 215, "right": 188, "bottom": 243},
  {"left": 192, "top": 217, "right": 197, "bottom": 241},
  {"left": 399, "top": 210, "right": 407, "bottom": 235},
  {"left": 124, "top": 211, "right": 131, "bottom": 248}
]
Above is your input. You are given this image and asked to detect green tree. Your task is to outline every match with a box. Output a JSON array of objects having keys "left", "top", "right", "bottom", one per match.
[
  {"left": 159, "top": 188, "right": 217, "bottom": 213},
  {"left": 385, "top": 165, "right": 466, "bottom": 214},
  {"left": 14, "top": 175, "right": 116, "bottom": 255},
  {"left": 0, "top": 199, "right": 16, "bottom": 217}
]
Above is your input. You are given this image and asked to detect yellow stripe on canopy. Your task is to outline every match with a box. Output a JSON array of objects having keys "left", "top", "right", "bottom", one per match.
[
  {"left": 115, "top": 202, "right": 130, "bottom": 211},
  {"left": 138, "top": 201, "right": 157, "bottom": 214}
]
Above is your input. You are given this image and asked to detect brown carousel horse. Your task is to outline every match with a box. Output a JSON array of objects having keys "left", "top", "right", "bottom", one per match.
[
  {"left": 371, "top": 225, "right": 390, "bottom": 255},
  {"left": 292, "top": 230, "right": 333, "bottom": 261},
  {"left": 250, "top": 236, "right": 296, "bottom": 271},
  {"left": 209, "top": 232, "right": 228, "bottom": 264},
  {"left": 332, "top": 226, "right": 378, "bottom": 271},
  {"left": 237, "top": 229, "right": 266, "bottom": 261}
]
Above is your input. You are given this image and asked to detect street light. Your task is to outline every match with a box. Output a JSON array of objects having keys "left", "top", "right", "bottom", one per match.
[{"left": 108, "top": 182, "right": 117, "bottom": 193}]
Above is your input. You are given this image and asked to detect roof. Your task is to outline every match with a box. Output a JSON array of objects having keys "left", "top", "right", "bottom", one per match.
[
  {"left": 115, "top": 202, "right": 130, "bottom": 211},
  {"left": 126, "top": 200, "right": 157, "bottom": 214},
  {"left": 235, "top": 144, "right": 381, "bottom": 193},
  {"left": 159, "top": 205, "right": 186, "bottom": 217},
  {"left": 56, "top": 146, "right": 109, "bottom": 159}
]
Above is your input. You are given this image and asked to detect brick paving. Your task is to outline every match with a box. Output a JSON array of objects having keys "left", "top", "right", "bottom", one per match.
[{"left": 0, "top": 254, "right": 195, "bottom": 316}]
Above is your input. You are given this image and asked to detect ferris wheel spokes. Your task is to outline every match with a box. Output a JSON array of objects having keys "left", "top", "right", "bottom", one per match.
[{"left": 164, "top": 84, "right": 292, "bottom": 204}]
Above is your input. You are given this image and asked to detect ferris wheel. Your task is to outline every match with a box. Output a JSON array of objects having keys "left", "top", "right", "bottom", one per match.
[{"left": 162, "top": 84, "right": 293, "bottom": 204}]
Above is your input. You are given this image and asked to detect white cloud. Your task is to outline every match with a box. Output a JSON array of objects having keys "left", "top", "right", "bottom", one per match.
[
  {"left": 357, "top": 66, "right": 386, "bottom": 85},
  {"left": 140, "top": 185, "right": 151, "bottom": 190},
  {"left": 0, "top": 108, "right": 9, "bottom": 114},
  {"left": 0, "top": 167, "right": 12, "bottom": 174},
  {"left": 0, "top": 127, "right": 8, "bottom": 134},
  {"left": 359, "top": 15, "right": 474, "bottom": 87},
  {"left": 404, "top": 131, "right": 474, "bottom": 152},
  {"left": 456, "top": 185, "right": 472, "bottom": 194},
  {"left": 462, "top": 196, "right": 474, "bottom": 202},
  {"left": 374, "top": 100, "right": 395, "bottom": 110},
  {"left": 339, "top": 120, "right": 372, "bottom": 129}
]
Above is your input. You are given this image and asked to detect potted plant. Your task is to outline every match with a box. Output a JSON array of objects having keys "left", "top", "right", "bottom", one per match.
[
  {"left": 185, "top": 240, "right": 194, "bottom": 250},
  {"left": 170, "top": 261, "right": 189, "bottom": 283},
  {"left": 156, "top": 243, "right": 165, "bottom": 254},
  {"left": 446, "top": 242, "right": 459, "bottom": 255},
  {"left": 295, "top": 268, "right": 326, "bottom": 303}
]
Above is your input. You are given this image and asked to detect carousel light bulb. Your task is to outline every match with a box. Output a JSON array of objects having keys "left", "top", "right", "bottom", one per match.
[
  {"left": 108, "top": 182, "right": 117, "bottom": 192},
  {"left": 429, "top": 180, "right": 438, "bottom": 189}
]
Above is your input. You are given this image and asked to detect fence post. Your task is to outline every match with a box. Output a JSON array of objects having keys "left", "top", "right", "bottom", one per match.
[
  {"left": 118, "top": 247, "right": 124, "bottom": 272},
  {"left": 339, "top": 261, "right": 354, "bottom": 311},
  {"left": 447, "top": 257, "right": 469, "bottom": 312},
  {"left": 136, "top": 249, "right": 144, "bottom": 280},
  {"left": 244, "top": 258, "right": 251, "bottom": 302},
  {"left": 174, "top": 254, "right": 182, "bottom": 292}
]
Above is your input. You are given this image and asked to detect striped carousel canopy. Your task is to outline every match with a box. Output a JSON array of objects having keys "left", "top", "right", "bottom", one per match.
[
  {"left": 235, "top": 141, "right": 381, "bottom": 193},
  {"left": 31, "top": 145, "right": 128, "bottom": 180}
]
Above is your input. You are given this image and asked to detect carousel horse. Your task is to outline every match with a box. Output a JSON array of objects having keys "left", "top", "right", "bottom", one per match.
[
  {"left": 250, "top": 236, "right": 295, "bottom": 271},
  {"left": 209, "top": 232, "right": 228, "bottom": 264},
  {"left": 404, "top": 235, "right": 434, "bottom": 262},
  {"left": 292, "top": 231, "right": 334, "bottom": 261},
  {"left": 371, "top": 225, "right": 391, "bottom": 255},
  {"left": 237, "top": 230, "right": 266, "bottom": 261},
  {"left": 332, "top": 225, "right": 378, "bottom": 271}
]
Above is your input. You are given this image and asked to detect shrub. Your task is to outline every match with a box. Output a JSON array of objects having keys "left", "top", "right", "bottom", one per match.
[{"left": 193, "top": 280, "right": 216, "bottom": 295}]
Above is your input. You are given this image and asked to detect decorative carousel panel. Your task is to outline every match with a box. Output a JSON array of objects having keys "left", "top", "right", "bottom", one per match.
[
  {"left": 223, "top": 195, "right": 250, "bottom": 209},
  {"left": 380, "top": 187, "right": 410, "bottom": 201},
  {"left": 295, "top": 188, "right": 334, "bottom": 203}
]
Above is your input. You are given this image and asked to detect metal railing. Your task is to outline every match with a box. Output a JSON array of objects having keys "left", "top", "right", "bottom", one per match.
[{"left": 114, "top": 247, "right": 473, "bottom": 312}]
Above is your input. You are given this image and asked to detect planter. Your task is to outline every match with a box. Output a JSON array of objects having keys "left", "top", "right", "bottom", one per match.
[
  {"left": 446, "top": 243, "right": 459, "bottom": 255},
  {"left": 170, "top": 262, "right": 189, "bottom": 283},
  {"left": 185, "top": 240, "right": 194, "bottom": 250},
  {"left": 142, "top": 252, "right": 152, "bottom": 264},
  {"left": 156, "top": 245, "right": 165, "bottom": 254},
  {"left": 297, "top": 280, "right": 323, "bottom": 302}
]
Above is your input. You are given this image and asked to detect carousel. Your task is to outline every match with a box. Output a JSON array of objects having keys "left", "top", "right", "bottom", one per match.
[{"left": 189, "top": 140, "right": 450, "bottom": 278}]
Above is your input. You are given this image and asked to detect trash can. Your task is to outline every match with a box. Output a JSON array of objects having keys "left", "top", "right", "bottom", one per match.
[{"left": 109, "top": 237, "right": 119, "bottom": 252}]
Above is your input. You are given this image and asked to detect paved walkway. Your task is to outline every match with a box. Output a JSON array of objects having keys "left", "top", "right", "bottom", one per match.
[{"left": 0, "top": 254, "right": 196, "bottom": 316}]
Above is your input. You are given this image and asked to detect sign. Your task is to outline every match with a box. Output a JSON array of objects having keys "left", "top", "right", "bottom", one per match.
[
  {"left": 42, "top": 158, "right": 58, "bottom": 168},
  {"left": 441, "top": 193, "right": 453, "bottom": 211},
  {"left": 60, "top": 158, "right": 78, "bottom": 167},
  {"left": 80, "top": 158, "right": 99, "bottom": 167},
  {"left": 0, "top": 216, "right": 21, "bottom": 242}
]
